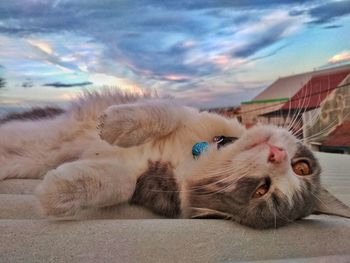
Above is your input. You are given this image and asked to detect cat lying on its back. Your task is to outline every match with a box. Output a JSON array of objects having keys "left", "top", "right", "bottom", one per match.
[{"left": 0, "top": 90, "right": 349, "bottom": 228}]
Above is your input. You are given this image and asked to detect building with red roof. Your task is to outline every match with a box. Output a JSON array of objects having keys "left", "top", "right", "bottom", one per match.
[
  {"left": 241, "top": 64, "right": 350, "bottom": 125},
  {"left": 280, "top": 69, "right": 350, "bottom": 111},
  {"left": 240, "top": 64, "right": 350, "bottom": 153}
]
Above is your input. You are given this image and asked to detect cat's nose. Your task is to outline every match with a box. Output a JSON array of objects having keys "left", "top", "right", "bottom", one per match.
[{"left": 268, "top": 145, "right": 286, "bottom": 163}]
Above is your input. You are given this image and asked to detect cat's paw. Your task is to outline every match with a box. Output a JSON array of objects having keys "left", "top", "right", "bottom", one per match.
[
  {"left": 97, "top": 105, "right": 151, "bottom": 147},
  {"left": 35, "top": 171, "right": 84, "bottom": 217}
]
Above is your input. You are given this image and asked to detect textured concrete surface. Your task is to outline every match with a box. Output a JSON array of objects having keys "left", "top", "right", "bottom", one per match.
[{"left": 0, "top": 152, "right": 349, "bottom": 262}]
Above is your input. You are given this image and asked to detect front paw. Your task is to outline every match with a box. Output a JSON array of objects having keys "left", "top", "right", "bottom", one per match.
[
  {"left": 97, "top": 105, "right": 150, "bottom": 147},
  {"left": 35, "top": 171, "right": 83, "bottom": 217}
]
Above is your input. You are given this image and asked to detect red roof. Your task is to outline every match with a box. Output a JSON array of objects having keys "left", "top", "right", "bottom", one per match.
[
  {"left": 280, "top": 69, "right": 350, "bottom": 110},
  {"left": 322, "top": 120, "right": 350, "bottom": 147},
  {"left": 253, "top": 72, "right": 312, "bottom": 101},
  {"left": 252, "top": 64, "right": 350, "bottom": 103}
]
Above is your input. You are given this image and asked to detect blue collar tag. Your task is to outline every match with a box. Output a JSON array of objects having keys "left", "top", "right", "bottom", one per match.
[{"left": 192, "top": 142, "right": 209, "bottom": 159}]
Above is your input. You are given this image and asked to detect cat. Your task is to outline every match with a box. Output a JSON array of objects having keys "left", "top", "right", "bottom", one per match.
[{"left": 0, "top": 90, "right": 349, "bottom": 229}]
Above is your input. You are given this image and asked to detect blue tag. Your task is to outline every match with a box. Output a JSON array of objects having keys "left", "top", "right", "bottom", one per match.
[{"left": 192, "top": 142, "right": 209, "bottom": 158}]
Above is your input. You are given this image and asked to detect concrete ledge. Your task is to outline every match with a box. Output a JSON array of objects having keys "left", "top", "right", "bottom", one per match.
[
  {"left": 0, "top": 218, "right": 349, "bottom": 263},
  {"left": 0, "top": 179, "right": 40, "bottom": 194},
  {"left": 0, "top": 194, "right": 43, "bottom": 219},
  {"left": 241, "top": 255, "right": 350, "bottom": 263},
  {"left": 0, "top": 194, "right": 162, "bottom": 220}
]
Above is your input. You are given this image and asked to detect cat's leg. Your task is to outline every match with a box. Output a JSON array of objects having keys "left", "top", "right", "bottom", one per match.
[
  {"left": 0, "top": 116, "right": 93, "bottom": 180},
  {"left": 35, "top": 159, "right": 136, "bottom": 217},
  {"left": 97, "top": 100, "right": 190, "bottom": 147},
  {"left": 0, "top": 144, "right": 81, "bottom": 180}
]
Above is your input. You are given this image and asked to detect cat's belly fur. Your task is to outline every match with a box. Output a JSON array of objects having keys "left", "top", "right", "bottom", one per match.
[
  {"left": 130, "top": 160, "right": 181, "bottom": 218},
  {"left": 81, "top": 138, "right": 188, "bottom": 218}
]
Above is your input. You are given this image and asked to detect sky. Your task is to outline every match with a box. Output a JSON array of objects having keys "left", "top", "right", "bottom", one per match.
[{"left": 0, "top": 0, "right": 350, "bottom": 108}]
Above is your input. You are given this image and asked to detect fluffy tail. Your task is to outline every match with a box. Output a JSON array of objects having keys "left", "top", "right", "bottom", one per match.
[{"left": 0, "top": 89, "right": 153, "bottom": 180}]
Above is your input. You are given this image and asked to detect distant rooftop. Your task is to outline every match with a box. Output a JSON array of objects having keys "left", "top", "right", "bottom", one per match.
[
  {"left": 280, "top": 68, "right": 350, "bottom": 110},
  {"left": 251, "top": 63, "right": 350, "bottom": 102}
]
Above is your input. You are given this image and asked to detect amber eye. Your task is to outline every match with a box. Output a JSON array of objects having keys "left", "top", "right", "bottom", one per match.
[
  {"left": 252, "top": 184, "right": 269, "bottom": 198},
  {"left": 292, "top": 161, "right": 311, "bottom": 176}
]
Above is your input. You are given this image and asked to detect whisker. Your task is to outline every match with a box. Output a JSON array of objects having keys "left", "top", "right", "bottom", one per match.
[
  {"left": 291, "top": 80, "right": 313, "bottom": 137},
  {"left": 287, "top": 83, "right": 307, "bottom": 135},
  {"left": 190, "top": 156, "right": 260, "bottom": 195}
]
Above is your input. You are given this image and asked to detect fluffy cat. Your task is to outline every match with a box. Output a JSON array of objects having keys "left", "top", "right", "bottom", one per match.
[{"left": 0, "top": 90, "right": 349, "bottom": 229}]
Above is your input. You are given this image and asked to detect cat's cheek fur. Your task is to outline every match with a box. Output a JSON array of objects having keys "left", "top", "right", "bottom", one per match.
[{"left": 272, "top": 170, "right": 302, "bottom": 207}]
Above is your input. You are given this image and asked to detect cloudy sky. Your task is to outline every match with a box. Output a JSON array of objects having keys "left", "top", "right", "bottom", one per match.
[{"left": 0, "top": 0, "right": 350, "bottom": 108}]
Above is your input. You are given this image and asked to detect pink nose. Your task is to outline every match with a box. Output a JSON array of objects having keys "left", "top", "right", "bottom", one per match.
[{"left": 268, "top": 145, "right": 286, "bottom": 163}]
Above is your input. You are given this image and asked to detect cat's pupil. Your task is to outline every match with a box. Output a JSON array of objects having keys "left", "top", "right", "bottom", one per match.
[
  {"left": 214, "top": 136, "right": 238, "bottom": 149},
  {"left": 292, "top": 161, "right": 311, "bottom": 176},
  {"left": 252, "top": 184, "right": 269, "bottom": 198}
]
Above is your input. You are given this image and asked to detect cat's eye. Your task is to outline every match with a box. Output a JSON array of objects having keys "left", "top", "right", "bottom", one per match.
[
  {"left": 292, "top": 161, "right": 311, "bottom": 176},
  {"left": 214, "top": 136, "right": 238, "bottom": 149},
  {"left": 252, "top": 184, "right": 269, "bottom": 198}
]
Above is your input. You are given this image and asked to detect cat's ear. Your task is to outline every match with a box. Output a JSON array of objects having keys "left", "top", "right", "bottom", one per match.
[{"left": 312, "top": 187, "right": 350, "bottom": 218}]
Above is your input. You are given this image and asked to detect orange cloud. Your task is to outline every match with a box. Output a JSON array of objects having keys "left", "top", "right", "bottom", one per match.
[
  {"left": 328, "top": 51, "right": 350, "bottom": 64},
  {"left": 212, "top": 55, "right": 230, "bottom": 67},
  {"left": 88, "top": 73, "right": 144, "bottom": 94},
  {"left": 163, "top": 74, "right": 190, "bottom": 81},
  {"left": 27, "top": 39, "right": 54, "bottom": 55}
]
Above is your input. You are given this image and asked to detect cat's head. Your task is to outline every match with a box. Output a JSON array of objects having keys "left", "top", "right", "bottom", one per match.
[{"left": 186, "top": 124, "right": 350, "bottom": 228}]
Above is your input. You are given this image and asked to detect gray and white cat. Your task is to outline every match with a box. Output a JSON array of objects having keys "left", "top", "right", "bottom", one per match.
[{"left": 0, "top": 90, "right": 349, "bottom": 228}]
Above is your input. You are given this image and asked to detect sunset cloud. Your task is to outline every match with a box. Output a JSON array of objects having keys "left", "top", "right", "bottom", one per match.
[
  {"left": 43, "top": 81, "right": 92, "bottom": 88},
  {"left": 308, "top": 0, "right": 350, "bottom": 24},
  {"left": 0, "top": 0, "right": 350, "bottom": 107},
  {"left": 328, "top": 51, "right": 350, "bottom": 64},
  {"left": 27, "top": 39, "right": 54, "bottom": 55}
]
